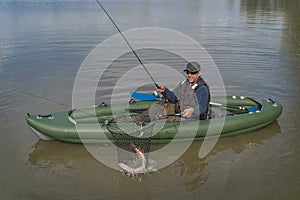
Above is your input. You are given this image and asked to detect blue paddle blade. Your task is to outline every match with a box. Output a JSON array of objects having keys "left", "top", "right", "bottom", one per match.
[{"left": 130, "top": 91, "right": 158, "bottom": 101}]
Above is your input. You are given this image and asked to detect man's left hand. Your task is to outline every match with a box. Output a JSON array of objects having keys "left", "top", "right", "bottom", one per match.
[{"left": 181, "top": 107, "right": 194, "bottom": 118}]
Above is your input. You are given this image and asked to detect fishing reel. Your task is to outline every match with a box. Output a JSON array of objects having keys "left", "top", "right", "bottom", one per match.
[{"left": 153, "top": 90, "right": 164, "bottom": 99}]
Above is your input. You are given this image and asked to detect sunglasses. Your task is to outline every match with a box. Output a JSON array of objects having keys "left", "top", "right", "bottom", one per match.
[{"left": 185, "top": 71, "right": 198, "bottom": 75}]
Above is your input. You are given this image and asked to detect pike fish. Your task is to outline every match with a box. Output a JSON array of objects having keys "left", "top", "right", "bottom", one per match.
[{"left": 118, "top": 143, "right": 146, "bottom": 174}]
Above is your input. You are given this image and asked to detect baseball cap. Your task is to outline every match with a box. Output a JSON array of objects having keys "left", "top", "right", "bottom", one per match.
[{"left": 183, "top": 62, "right": 201, "bottom": 73}]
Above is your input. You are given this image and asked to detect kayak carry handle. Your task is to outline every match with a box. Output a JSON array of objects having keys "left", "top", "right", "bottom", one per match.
[
  {"left": 268, "top": 98, "right": 275, "bottom": 104},
  {"left": 36, "top": 114, "right": 54, "bottom": 119},
  {"left": 129, "top": 99, "right": 136, "bottom": 104},
  {"left": 99, "top": 102, "right": 108, "bottom": 108},
  {"left": 68, "top": 109, "right": 76, "bottom": 117}
]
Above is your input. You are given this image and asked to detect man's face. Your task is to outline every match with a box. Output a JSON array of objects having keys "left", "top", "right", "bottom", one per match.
[{"left": 186, "top": 71, "right": 201, "bottom": 84}]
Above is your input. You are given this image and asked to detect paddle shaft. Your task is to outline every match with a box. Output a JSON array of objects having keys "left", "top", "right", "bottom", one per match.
[
  {"left": 95, "top": 0, "right": 158, "bottom": 87},
  {"left": 210, "top": 102, "right": 248, "bottom": 111},
  {"left": 155, "top": 113, "right": 182, "bottom": 118}
]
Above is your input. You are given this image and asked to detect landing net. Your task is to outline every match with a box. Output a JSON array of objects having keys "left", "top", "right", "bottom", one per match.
[{"left": 105, "top": 114, "right": 156, "bottom": 169}]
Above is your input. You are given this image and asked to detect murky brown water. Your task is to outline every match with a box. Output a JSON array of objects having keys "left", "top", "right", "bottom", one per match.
[{"left": 1, "top": 0, "right": 300, "bottom": 199}]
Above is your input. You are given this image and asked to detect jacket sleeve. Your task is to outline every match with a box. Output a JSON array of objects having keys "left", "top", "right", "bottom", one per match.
[
  {"left": 162, "top": 88, "right": 179, "bottom": 103},
  {"left": 193, "top": 85, "right": 209, "bottom": 115}
]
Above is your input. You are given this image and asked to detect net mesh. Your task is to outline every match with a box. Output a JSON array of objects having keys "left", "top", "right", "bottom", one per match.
[{"left": 106, "top": 115, "right": 155, "bottom": 168}]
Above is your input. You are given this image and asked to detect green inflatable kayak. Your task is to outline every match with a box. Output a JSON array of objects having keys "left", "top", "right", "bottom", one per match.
[{"left": 25, "top": 95, "right": 282, "bottom": 144}]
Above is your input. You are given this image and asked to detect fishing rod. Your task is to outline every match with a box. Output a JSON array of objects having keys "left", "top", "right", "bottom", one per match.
[
  {"left": 2, "top": 1, "right": 160, "bottom": 109},
  {"left": 95, "top": 0, "right": 159, "bottom": 87}
]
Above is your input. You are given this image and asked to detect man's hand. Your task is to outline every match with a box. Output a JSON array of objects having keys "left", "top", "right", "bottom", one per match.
[
  {"left": 156, "top": 84, "right": 165, "bottom": 93},
  {"left": 181, "top": 107, "right": 194, "bottom": 118}
]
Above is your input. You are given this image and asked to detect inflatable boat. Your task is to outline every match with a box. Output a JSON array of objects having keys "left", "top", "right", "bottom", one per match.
[{"left": 26, "top": 94, "right": 282, "bottom": 144}]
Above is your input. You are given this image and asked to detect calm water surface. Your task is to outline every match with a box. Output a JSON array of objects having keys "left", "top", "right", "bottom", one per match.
[{"left": 0, "top": 0, "right": 300, "bottom": 199}]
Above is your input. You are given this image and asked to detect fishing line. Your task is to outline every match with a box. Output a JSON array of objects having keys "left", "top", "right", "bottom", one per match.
[
  {"left": 0, "top": 84, "right": 70, "bottom": 108},
  {"left": 95, "top": 0, "right": 159, "bottom": 87},
  {"left": 1, "top": 1, "right": 160, "bottom": 109}
]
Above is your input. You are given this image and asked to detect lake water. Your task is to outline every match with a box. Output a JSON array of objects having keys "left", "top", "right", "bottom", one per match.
[{"left": 0, "top": 0, "right": 300, "bottom": 199}]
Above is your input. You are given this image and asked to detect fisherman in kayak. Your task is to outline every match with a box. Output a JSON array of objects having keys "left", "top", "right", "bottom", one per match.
[{"left": 156, "top": 62, "right": 211, "bottom": 119}]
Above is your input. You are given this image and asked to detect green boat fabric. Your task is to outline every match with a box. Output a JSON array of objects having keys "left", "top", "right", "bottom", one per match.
[{"left": 25, "top": 96, "right": 282, "bottom": 144}]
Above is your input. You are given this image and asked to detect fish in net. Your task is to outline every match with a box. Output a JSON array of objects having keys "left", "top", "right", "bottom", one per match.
[{"left": 105, "top": 114, "right": 156, "bottom": 174}]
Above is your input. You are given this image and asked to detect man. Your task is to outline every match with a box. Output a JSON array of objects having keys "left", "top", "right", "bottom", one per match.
[{"left": 156, "top": 62, "right": 210, "bottom": 119}]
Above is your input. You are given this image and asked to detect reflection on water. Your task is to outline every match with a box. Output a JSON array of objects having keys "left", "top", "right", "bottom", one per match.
[
  {"left": 1, "top": 0, "right": 300, "bottom": 199},
  {"left": 27, "top": 121, "right": 281, "bottom": 168},
  {"left": 26, "top": 121, "right": 281, "bottom": 198},
  {"left": 28, "top": 141, "right": 88, "bottom": 169}
]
